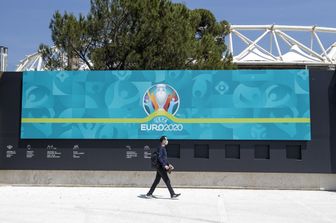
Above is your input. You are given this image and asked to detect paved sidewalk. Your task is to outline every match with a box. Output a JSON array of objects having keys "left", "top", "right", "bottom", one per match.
[{"left": 0, "top": 186, "right": 335, "bottom": 223}]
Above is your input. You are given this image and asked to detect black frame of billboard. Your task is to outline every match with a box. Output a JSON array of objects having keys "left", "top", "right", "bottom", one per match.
[{"left": 0, "top": 69, "right": 335, "bottom": 172}]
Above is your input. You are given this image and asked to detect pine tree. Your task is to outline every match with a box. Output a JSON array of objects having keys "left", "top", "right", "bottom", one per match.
[{"left": 39, "top": 0, "right": 235, "bottom": 70}]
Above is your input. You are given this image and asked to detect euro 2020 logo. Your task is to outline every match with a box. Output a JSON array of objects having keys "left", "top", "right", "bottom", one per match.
[
  {"left": 141, "top": 84, "right": 183, "bottom": 133},
  {"left": 143, "top": 84, "right": 180, "bottom": 116}
]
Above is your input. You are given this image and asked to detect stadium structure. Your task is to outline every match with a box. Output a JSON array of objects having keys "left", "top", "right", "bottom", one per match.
[{"left": 14, "top": 25, "right": 336, "bottom": 71}]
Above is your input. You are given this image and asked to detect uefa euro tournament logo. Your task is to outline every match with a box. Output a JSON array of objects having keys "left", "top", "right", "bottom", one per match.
[
  {"left": 143, "top": 84, "right": 180, "bottom": 116},
  {"left": 141, "top": 84, "right": 183, "bottom": 132}
]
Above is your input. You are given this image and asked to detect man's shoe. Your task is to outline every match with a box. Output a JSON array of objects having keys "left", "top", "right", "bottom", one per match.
[
  {"left": 171, "top": 193, "right": 181, "bottom": 199},
  {"left": 145, "top": 193, "right": 154, "bottom": 198}
]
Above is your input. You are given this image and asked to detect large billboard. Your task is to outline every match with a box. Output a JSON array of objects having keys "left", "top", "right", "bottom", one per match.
[{"left": 20, "top": 70, "right": 311, "bottom": 140}]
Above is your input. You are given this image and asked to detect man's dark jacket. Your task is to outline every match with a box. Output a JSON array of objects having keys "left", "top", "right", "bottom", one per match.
[{"left": 158, "top": 145, "right": 169, "bottom": 168}]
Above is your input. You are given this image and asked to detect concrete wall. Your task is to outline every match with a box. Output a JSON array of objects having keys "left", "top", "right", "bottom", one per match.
[{"left": 1, "top": 170, "right": 335, "bottom": 190}]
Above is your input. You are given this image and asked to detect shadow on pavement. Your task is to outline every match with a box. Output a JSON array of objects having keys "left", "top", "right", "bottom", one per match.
[{"left": 137, "top": 194, "right": 178, "bottom": 200}]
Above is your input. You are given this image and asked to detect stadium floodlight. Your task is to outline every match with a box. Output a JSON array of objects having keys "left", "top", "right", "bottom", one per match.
[{"left": 0, "top": 46, "right": 8, "bottom": 72}]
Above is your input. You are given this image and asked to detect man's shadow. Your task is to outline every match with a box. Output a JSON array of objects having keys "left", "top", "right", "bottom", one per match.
[{"left": 137, "top": 194, "right": 177, "bottom": 200}]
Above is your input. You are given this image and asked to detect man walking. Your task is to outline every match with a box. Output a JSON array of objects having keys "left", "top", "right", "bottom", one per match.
[{"left": 146, "top": 136, "right": 181, "bottom": 199}]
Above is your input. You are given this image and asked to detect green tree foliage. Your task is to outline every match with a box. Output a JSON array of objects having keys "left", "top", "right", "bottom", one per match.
[{"left": 39, "top": 0, "right": 235, "bottom": 70}]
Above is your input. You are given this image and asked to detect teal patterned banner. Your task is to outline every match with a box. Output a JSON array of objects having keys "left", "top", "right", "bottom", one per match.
[{"left": 21, "top": 70, "right": 311, "bottom": 140}]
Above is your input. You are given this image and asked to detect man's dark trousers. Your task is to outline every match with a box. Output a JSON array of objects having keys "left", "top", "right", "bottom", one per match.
[{"left": 148, "top": 166, "right": 175, "bottom": 196}]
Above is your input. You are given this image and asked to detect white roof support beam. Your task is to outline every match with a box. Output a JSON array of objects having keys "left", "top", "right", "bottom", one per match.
[
  {"left": 232, "top": 30, "right": 278, "bottom": 60},
  {"left": 228, "top": 32, "right": 233, "bottom": 55},
  {"left": 312, "top": 31, "right": 332, "bottom": 62},
  {"left": 231, "top": 25, "right": 336, "bottom": 33},
  {"left": 272, "top": 31, "right": 283, "bottom": 61},
  {"left": 235, "top": 30, "right": 272, "bottom": 60},
  {"left": 275, "top": 30, "right": 325, "bottom": 61}
]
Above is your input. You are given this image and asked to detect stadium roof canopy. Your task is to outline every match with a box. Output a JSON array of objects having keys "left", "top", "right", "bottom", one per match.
[
  {"left": 229, "top": 25, "right": 336, "bottom": 68},
  {"left": 16, "top": 25, "right": 336, "bottom": 71}
]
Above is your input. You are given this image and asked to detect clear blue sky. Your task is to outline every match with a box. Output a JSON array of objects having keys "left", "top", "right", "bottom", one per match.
[{"left": 0, "top": 0, "right": 335, "bottom": 71}]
